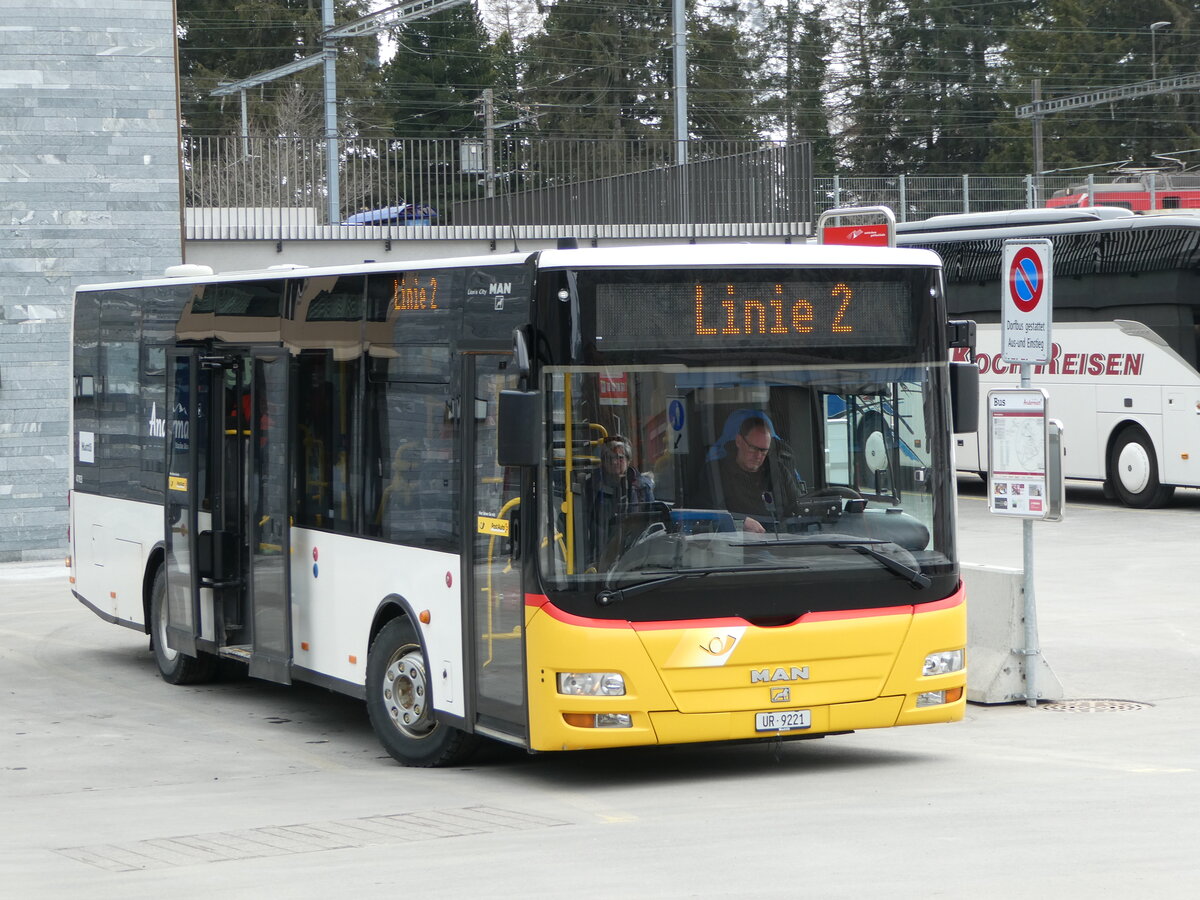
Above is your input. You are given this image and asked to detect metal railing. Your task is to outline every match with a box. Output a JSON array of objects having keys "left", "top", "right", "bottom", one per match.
[
  {"left": 182, "top": 134, "right": 1085, "bottom": 241},
  {"left": 816, "top": 174, "right": 1080, "bottom": 221},
  {"left": 183, "top": 135, "right": 812, "bottom": 240}
]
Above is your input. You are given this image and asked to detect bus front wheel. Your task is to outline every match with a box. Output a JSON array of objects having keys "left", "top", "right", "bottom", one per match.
[
  {"left": 150, "top": 567, "right": 217, "bottom": 685},
  {"left": 1109, "top": 427, "right": 1175, "bottom": 509},
  {"left": 366, "top": 617, "right": 479, "bottom": 767}
]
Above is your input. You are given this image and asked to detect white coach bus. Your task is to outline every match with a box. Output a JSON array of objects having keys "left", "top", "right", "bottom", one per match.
[{"left": 898, "top": 208, "right": 1200, "bottom": 507}]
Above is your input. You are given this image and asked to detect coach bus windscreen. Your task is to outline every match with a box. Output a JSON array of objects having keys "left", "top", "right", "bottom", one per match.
[{"left": 536, "top": 363, "right": 958, "bottom": 622}]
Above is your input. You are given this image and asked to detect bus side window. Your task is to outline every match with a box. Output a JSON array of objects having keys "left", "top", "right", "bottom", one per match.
[
  {"left": 365, "top": 380, "right": 458, "bottom": 551},
  {"left": 294, "top": 352, "right": 357, "bottom": 533}
]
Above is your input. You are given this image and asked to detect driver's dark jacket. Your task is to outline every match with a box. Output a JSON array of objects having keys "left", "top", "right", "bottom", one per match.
[{"left": 703, "top": 445, "right": 804, "bottom": 520}]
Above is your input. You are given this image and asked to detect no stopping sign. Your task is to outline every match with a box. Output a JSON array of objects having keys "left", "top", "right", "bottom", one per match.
[{"left": 1001, "top": 240, "right": 1053, "bottom": 365}]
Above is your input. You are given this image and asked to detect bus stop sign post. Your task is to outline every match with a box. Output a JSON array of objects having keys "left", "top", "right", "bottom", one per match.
[{"left": 995, "top": 239, "right": 1058, "bottom": 707}]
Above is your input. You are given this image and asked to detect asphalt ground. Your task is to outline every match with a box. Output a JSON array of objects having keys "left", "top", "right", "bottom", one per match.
[{"left": 1, "top": 479, "right": 1197, "bottom": 898}]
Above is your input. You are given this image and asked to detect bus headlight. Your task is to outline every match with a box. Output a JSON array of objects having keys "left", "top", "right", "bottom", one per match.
[
  {"left": 922, "top": 650, "right": 964, "bottom": 677},
  {"left": 557, "top": 672, "right": 626, "bottom": 696}
]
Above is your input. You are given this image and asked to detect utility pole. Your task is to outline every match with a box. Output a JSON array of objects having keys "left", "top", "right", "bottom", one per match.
[
  {"left": 1031, "top": 79, "right": 1044, "bottom": 206},
  {"left": 482, "top": 88, "right": 495, "bottom": 199},
  {"left": 672, "top": 0, "right": 688, "bottom": 167},
  {"left": 322, "top": 0, "right": 339, "bottom": 225}
]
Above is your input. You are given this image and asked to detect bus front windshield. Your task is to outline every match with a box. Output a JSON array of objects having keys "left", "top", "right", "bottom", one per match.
[{"left": 537, "top": 364, "right": 957, "bottom": 622}]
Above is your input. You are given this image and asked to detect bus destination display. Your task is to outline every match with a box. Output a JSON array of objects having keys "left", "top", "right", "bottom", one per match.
[{"left": 595, "top": 279, "right": 916, "bottom": 351}]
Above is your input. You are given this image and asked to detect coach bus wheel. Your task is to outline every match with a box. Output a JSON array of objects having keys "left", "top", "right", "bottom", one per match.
[
  {"left": 366, "top": 617, "right": 479, "bottom": 767},
  {"left": 854, "top": 412, "right": 893, "bottom": 487},
  {"left": 1109, "top": 427, "right": 1175, "bottom": 509},
  {"left": 150, "top": 567, "right": 217, "bottom": 685}
]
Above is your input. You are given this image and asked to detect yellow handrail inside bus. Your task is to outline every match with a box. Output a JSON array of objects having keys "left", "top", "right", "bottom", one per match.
[{"left": 482, "top": 495, "right": 523, "bottom": 667}]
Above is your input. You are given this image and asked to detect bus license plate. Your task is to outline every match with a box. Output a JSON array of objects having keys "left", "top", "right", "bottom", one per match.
[{"left": 755, "top": 710, "right": 811, "bottom": 732}]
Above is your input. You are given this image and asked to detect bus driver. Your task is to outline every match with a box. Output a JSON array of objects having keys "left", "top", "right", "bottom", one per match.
[{"left": 706, "top": 414, "right": 803, "bottom": 533}]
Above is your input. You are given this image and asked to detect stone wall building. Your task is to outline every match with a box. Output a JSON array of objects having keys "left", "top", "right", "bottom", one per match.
[{"left": 0, "top": 1, "right": 181, "bottom": 561}]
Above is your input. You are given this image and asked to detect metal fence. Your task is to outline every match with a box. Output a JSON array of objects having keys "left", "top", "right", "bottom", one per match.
[
  {"left": 816, "top": 174, "right": 1080, "bottom": 221},
  {"left": 182, "top": 134, "right": 1076, "bottom": 241},
  {"left": 184, "top": 136, "right": 813, "bottom": 239}
]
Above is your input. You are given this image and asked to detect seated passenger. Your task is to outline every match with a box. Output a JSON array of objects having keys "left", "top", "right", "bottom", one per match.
[
  {"left": 703, "top": 412, "right": 804, "bottom": 534},
  {"left": 584, "top": 435, "right": 655, "bottom": 561}
]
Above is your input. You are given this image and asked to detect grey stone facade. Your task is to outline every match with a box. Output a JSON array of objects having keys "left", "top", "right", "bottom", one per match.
[{"left": 0, "top": 2, "right": 182, "bottom": 561}]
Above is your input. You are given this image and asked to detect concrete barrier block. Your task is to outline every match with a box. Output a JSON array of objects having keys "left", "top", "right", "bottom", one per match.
[{"left": 963, "top": 563, "right": 1063, "bottom": 704}]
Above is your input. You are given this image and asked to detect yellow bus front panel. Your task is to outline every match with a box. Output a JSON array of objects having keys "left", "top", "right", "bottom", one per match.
[{"left": 524, "top": 586, "right": 965, "bottom": 752}]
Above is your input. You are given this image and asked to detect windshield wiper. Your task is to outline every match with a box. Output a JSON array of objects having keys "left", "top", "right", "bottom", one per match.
[
  {"left": 595, "top": 565, "right": 785, "bottom": 607},
  {"left": 846, "top": 543, "right": 931, "bottom": 589},
  {"left": 732, "top": 536, "right": 931, "bottom": 589},
  {"left": 595, "top": 573, "right": 695, "bottom": 607}
]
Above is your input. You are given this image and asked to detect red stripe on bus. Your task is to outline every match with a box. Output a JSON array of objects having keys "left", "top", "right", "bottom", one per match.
[
  {"left": 526, "top": 583, "right": 964, "bottom": 629},
  {"left": 912, "top": 585, "right": 965, "bottom": 613}
]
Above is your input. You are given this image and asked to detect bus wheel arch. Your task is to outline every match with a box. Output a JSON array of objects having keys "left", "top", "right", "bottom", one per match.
[
  {"left": 1107, "top": 423, "right": 1175, "bottom": 508},
  {"left": 149, "top": 563, "right": 218, "bottom": 684},
  {"left": 365, "top": 605, "right": 479, "bottom": 767},
  {"left": 141, "top": 545, "right": 166, "bottom": 636}
]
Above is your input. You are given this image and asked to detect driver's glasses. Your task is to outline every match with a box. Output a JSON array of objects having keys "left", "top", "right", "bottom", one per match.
[{"left": 738, "top": 434, "right": 769, "bottom": 455}]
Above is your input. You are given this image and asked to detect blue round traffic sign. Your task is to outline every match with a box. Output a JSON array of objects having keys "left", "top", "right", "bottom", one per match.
[
  {"left": 1008, "top": 246, "right": 1044, "bottom": 313},
  {"left": 668, "top": 399, "right": 685, "bottom": 432}
]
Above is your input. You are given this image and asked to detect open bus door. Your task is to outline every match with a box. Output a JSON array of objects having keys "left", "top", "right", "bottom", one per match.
[
  {"left": 462, "top": 353, "right": 528, "bottom": 744},
  {"left": 163, "top": 347, "right": 292, "bottom": 684}
]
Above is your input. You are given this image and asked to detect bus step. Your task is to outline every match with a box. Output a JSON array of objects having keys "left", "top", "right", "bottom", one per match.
[{"left": 219, "top": 645, "right": 252, "bottom": 662}]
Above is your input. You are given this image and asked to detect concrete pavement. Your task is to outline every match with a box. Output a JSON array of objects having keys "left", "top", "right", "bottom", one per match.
[{"left": 1, "top": 481, "right": 1197, "bottom": 897}]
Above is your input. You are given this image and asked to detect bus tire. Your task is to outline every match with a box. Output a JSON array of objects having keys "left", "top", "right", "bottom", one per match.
[
  {"left": 150, "top": 566, "right": 217, "bottom": 685},
  {"left": 366, "top": 617, "right": 479, "bottom": 767},
  {"left": 1109, "top": 427, "right": 1175, "bottom": 509}
]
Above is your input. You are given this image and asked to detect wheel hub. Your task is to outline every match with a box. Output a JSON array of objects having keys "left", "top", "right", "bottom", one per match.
[
  {"left": 382, "top": 648, "right": 433, "bottom": 738},
  {"left": 1117, "top": 441, "right": 1151, "bottom": 494}
]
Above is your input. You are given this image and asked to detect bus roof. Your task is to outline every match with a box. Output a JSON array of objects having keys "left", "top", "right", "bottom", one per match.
[
  {"left": 897, "top": 208, "right": 1200, "bottom": 245},
  {"left": 534, "top": 242, "right": 941, "bottom": 270},
  {"left": 76, "top": 243, "right": 942, "bottom": 294},
  {"left": 895, "top": 207, "right": 1134, "bottom": 235},
  {"left": 896, "top": 209, "right": 1200, "bottom": 285}
]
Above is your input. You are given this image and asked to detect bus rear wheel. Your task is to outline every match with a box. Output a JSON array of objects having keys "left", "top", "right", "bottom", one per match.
[
  {"left": 1109, "top": 427, "right": 1175, "bottom": 509},
  {"left": 150, "top": 567, "right": 217, "bottom": 685},
  {"left": 366, "top": 617, "right": 479, "bottom": 767}
]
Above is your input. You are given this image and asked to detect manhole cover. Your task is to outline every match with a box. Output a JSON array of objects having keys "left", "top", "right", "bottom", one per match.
[{"left": 1042, "top": 699, "right": 1152, "bottom": 712}]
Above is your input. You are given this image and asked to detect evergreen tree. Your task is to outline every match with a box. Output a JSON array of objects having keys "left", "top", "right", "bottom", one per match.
[
  {"left": 835, "top": 0, "right": 901, "bottom": 171},
  {"left": 686, "top": 1, "right": 763, "bottom": 142},
  {"left": 755, "top": 0, "right": 835, "bottom": 167},
  {"left": 377, "top": 1, "right": 496, "bottom": 137},
  {"left": 836, "top": 0, "right": 1029, "bottom": 173},
  {"left": 987, "top": 0, "right": 1200, "bottom": 172},
  {"left": 522, "top": 0, "right": 672, "bottom": 144}
]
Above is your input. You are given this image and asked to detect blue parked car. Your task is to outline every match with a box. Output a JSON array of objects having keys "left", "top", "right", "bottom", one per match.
[{"left": 343, "top": 203, "right": 437, "bottom": 226}]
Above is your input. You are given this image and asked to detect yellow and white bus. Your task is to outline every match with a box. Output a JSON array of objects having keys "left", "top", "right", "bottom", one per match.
[{"left": 69, "top": 239, "right": 974, "bottom": 766}]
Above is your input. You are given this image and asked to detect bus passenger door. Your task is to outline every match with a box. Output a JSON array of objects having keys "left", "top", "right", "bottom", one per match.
[
  {"left": 464, "top": 354, "right": 527, "bottom": 742},
  {"left": 163, "top": 349, "right": 291, "bottom": 684},
  {"left": 164, "top": 350, "right": 206, "bottom": 657},
  {"left": 246, "top": 350, "right": 291, "bottom": 684}
]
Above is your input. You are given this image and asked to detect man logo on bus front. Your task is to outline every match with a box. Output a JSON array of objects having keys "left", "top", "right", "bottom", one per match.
[{"left": 751, "top": 666, "right": 810, "bottom": 683}]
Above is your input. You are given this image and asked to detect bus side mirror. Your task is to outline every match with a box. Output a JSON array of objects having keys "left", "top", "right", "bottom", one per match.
[
  {"left": 497, "top": 390, "right": 541, "bottom": 467},
  {"left": 950, "top": 362, "right": 979, "bottom": 434}
]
